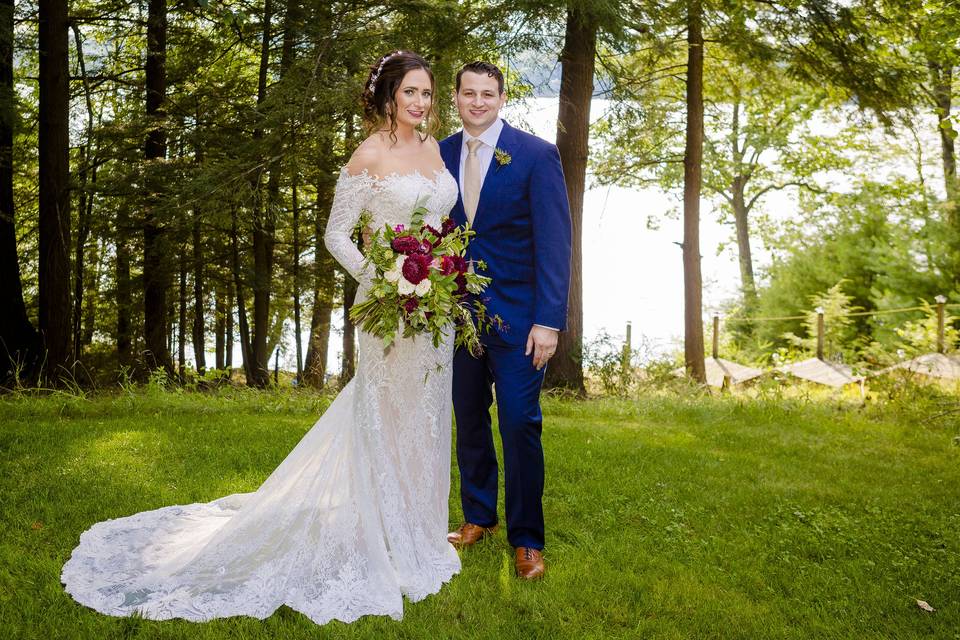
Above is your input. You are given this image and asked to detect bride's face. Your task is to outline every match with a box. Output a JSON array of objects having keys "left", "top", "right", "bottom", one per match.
[{"left": 392, "top": 69, "right": 433, "bottom": 129}]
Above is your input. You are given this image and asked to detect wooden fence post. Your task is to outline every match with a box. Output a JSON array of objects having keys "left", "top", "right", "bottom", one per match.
[
  {"left": 712, "top": 314, "right": 719, "bottom": 359},
  {"left": 936, "top": 294, "right": 946, "bottom": 354},
  {"left": 622, "top": 321, "right": 632, "bottom": 378},
  {"left": 816, "top": 307, "right": 825, "bottom": 360}
]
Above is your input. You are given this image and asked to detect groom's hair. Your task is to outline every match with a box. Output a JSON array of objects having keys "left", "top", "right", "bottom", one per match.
[{"left": 456, "top": 62, "right": 505, "bottom": 95}]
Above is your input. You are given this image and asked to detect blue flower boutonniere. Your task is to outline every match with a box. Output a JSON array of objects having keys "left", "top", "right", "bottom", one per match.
[{"left": 494, "top": 147, "right": 512, "bottom": 170}]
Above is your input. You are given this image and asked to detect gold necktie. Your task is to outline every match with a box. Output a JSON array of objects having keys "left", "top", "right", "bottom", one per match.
[{"left": 463, "top": 138, "right": 483, "bottom": 225}]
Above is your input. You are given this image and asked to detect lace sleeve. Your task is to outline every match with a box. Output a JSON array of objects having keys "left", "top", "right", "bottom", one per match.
[{"left": 324, "top": 168, "right": 377, "bottom": 283}]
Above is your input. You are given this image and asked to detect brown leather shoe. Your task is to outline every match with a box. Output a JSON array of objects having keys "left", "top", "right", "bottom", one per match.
[
  {"left": 514, "top": 546, "right": 545, "bottom": 579},
  {"left": 447, "top": 522, "right": 498, "bottom": 547}
]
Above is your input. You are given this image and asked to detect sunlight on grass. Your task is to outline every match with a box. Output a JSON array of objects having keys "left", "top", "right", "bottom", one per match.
[{"left": 1, "top": 388, "right": 957, "bottom": 639}]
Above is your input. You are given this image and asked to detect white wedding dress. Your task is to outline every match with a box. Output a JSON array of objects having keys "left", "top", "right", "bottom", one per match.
[{"left": 61, "top": 166, "right": 462, "bottom": 624}]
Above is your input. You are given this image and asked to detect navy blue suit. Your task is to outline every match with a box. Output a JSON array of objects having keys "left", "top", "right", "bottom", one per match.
[{"left": 439, "top": 121, "right": 572, "bottom": 550}]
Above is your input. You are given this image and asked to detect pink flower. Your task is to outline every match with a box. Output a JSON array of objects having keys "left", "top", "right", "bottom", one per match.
[
  {"left": 391, "top": 235, "right": 420, "bottom": 254},
  {"left": 394, "top": 224, "right": 405, "bottom": 233},
  {"left": 431, "top": 257, "right": 443, "bottom": 270},
  {"left": 416, "top": 239, "right": 433, "bottom": 255},
  {"left": 402, "top": 254, "right": 432, "bottom": 284}
]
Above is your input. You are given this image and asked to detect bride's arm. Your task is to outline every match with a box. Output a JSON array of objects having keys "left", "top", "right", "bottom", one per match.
[{"left": 323, "top": 149, "right": 379, "bottom": 283}]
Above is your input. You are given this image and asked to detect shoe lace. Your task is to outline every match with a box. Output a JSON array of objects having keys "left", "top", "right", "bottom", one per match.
[{"left": 523, "top": 547, "right": 534, "bottom": 561}]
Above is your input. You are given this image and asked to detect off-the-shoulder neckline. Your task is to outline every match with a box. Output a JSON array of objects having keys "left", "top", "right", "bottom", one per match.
[{"left": 339, "top": 166, "right": 449, "bottom": 187}]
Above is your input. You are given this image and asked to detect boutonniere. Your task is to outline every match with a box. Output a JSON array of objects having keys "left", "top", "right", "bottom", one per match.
[{"left": 494, "top": 147, "right": 512, "bottom": 170}]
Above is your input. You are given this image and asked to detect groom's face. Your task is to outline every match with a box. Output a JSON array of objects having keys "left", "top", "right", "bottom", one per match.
[{"left": 455, "top": 71, "right": 506, "bottom": 134}]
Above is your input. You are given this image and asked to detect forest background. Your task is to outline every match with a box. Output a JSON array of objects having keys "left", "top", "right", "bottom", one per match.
[{"left": 3, "top": 0, "right": 960, "bottom": 392}]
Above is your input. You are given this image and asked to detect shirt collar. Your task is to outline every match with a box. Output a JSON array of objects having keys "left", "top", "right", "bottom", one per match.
[{"left": 462, "top": 117, "right": 504, "bottom": 150}]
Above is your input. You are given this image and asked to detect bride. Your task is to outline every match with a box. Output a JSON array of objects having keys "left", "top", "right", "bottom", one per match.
[{"left": 61, "top": 50, "right": 462, "bottom": 625}]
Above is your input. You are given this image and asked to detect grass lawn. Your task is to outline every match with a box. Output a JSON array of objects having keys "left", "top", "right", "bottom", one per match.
[{"left": 0, "top": 386, "right": 958, "bottom": 639}]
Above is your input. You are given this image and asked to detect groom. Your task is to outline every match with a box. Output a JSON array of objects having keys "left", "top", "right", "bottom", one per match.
[{"left": 439, "top": 62, "right": 572, "bottom": 580}]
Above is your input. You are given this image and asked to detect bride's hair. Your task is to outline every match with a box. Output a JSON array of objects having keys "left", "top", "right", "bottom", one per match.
[{"left": 361, "top": 50, "right": 440, "bottom": 144}]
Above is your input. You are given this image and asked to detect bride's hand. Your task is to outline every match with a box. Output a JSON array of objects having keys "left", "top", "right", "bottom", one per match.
[{"left": 361, "top": 225, "right": 373, "bottom": 249}]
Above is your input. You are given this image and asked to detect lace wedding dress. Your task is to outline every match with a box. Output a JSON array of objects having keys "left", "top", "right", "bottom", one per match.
[{"left": 61, "top": 166, "right": 462, "bottom": 625}]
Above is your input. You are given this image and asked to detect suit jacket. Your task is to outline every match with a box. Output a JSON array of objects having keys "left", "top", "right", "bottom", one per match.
[{"left": 439, "top": 121, "right": 572, "bottom": 345}]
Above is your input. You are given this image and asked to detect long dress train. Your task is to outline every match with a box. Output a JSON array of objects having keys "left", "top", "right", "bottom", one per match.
[{"left": 60, "top": 167, "right": 462, "bottom": 624}]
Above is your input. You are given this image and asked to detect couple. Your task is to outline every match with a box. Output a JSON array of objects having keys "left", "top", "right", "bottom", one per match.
[{"left": 61, "top": 51, "right": 572, "bottom": 625}]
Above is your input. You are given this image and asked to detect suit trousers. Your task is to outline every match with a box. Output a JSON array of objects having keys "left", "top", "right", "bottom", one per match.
[{"left": 452, "top": 332, "right": 546, "bottom": 550}]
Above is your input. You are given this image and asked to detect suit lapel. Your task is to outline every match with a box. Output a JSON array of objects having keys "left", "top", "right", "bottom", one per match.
[
  {"left": 473, "top": 121, "right": 515, "bottom": 231},
  {"left": 441, "top": 131, "right": 466, "bottom": 225}
]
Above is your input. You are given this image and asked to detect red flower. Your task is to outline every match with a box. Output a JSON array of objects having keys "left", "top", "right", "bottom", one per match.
[
  {"left": 441, "top": 218, "right": 456, "bottom": 236},
  {"left": 402, "top": 254, "right": 432, "bottom": 284},
  {"left": 455, "top": 274, "right": 468, "bottom": 296},
  {"left": 391, "top": 235, "right": 420, "bottom": 255},
  {"left": 451, "top": 256, "right": 468, "bottom": 274},
  {"left": 440, "top": 255, "right": 458, "bottom": 276},
  {"left": 424, "top": 224, "right": 442, "bottom": 239},
  {"left": 402, "top": 297, "right": 419, "bottom": 314},
  {"left": 416, "top": 239, "right": 433, "bottom": 255}
]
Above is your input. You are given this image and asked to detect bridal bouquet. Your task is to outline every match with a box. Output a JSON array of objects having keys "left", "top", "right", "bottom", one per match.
[{"left": 350, "top": 196, "right": 497, "bottom": 354}]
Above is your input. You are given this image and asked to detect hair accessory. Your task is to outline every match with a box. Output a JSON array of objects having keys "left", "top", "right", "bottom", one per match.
[{"left": 367, "top": 50, "right": 404, "bottom": 94}]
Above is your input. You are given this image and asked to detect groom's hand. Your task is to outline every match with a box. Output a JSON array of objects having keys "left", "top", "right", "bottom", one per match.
[{"left": 526, "top": 325, "right": 558, "bottom": 371}]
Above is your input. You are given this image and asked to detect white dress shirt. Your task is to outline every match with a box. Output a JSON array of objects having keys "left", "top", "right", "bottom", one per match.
[
  {"left": 458, "top": 117, "right": 504, "bottom": 196},
  {"left": 458, "top": 118, "right": 558, "bottom": 333}
]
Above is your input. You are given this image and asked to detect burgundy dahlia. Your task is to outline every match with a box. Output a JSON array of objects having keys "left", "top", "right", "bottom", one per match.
[
  {"left": 402, "top": 297, "right": 419, "bottom": 314},
  {"left": 391, "top": 235, "right": 420, "bottom": 254},
  {"left": 440, "top": 255, "right": 458, "bottom": 276},
  {"left": 451, "top": 255, "right": 468, "bottom": 274},
  {"left": 454, "top": 274, "right": 468, "bottom": 296},
  {"left": 441, "top": 218, "right": 456, "bottom": 236},
  {"left": 402, "top": 254, "right": 432, "bottom": 284}
]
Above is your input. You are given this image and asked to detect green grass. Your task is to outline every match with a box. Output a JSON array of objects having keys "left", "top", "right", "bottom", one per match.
[{"left": 1, "top": 386, "right": 958, "bottom": 639}]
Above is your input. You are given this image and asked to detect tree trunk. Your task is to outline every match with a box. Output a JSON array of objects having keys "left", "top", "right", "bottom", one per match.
[
  {"left": 178, "top": 248, "right": 187, "bottom": 379},
  {"left": 246, "top": 0, "right": 276, "bottom": 388},
  {"left": 73, "top": 145, "right": 91, "bottom": 364},
  {"left": 292, "top": 181, "right": 303, "bottom": 382},
  {"left": 929, "top": 62, "right": 957, "bottom": 209},
  {"left": 215, "top": 283, "right": 225, "bottom": 370},
  {"left": 38, "top": 0, "right": 72, "bottom": 383},
  {"left": 116, "top": 205, "right": 132, "bottom": 370},
  {"left": 225, "top": 281, "right": 234, "bottom": 371},
  {"left": 0, "top": 0, "right": 41, "bottom": 381},
  {"left": 546, "top": 4, "right": 596, "bottom": 394},
  {"left": 81, "top": 236, "right": 101, "bottom": 347},
  {"left": 304, "top": 176, "right": 336, "bottom": 388},
  {"left": 280, "top": 2, "right": 304, "bottom": 383},
  {"left": 341, "top": 269, "right": 357, "bottom": 383},
  {"left": 337, "top": 110, "right": 361, "bottom": 384},
  {"left": 683, "top": 0, "right": 706, "bottom": 383},
  {"left": 305, "top": 294, "right": 331, "bottom": 387},
  {"left": 730, "top": 175, "right": 757, "bottom": 306},
  {"left": 927, "top": 62, "right": 959, "bottom": 286},
  {"left": 231, "top": 206, "right": 254, "bottom": 383},
  {"left": 727, "top": 95, "right": 756, "bottom": 307},
  {"left": 191, "top": 207, "right": 206, "bottom": 375},
  {"left": 71, "top": 23, "right": 97, "bottom": 365},
  {"left": 142, "top": 0, "right": 173, "bottom": 376}
]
